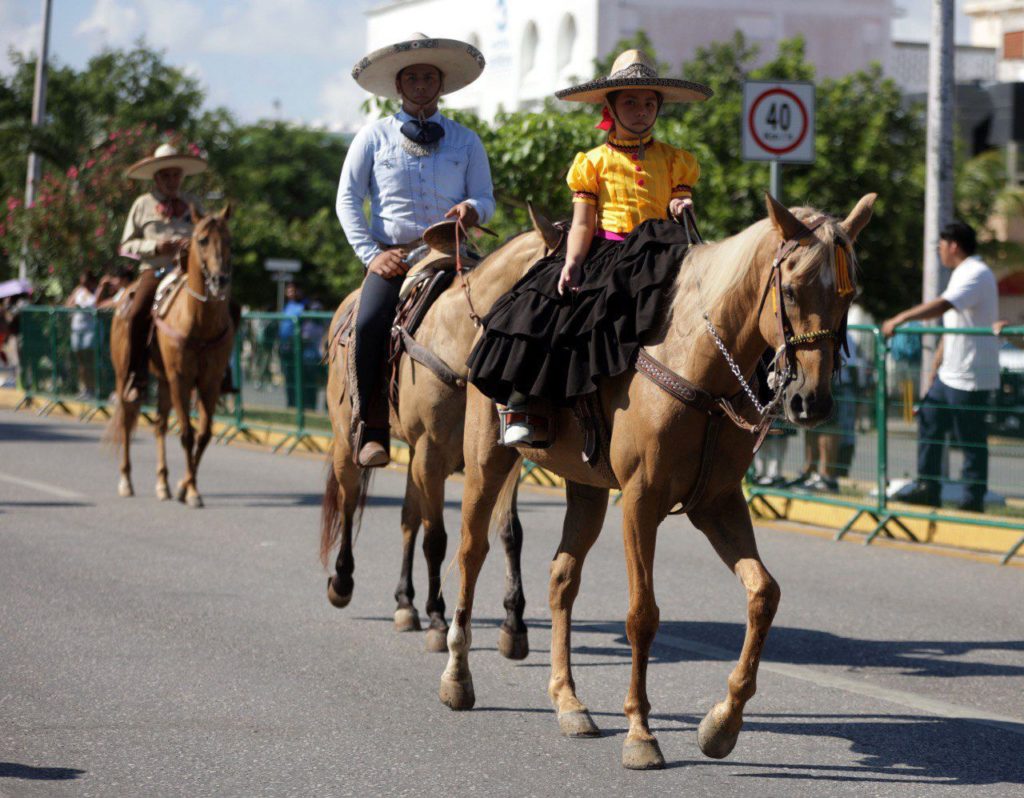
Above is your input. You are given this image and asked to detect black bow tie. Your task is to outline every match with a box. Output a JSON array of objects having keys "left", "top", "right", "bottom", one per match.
[{"left": 400, "top": 119, "right": 445, "bottom": 145}]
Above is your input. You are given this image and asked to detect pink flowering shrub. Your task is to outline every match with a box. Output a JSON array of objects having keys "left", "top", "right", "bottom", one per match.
[{"left": 1, "top": 125, "right": 219, "bottom": 297}]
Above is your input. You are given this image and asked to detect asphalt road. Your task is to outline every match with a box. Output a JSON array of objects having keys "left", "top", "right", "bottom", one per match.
[{"left": 1, "top": 409, "right": 1022, "bottom": 798}]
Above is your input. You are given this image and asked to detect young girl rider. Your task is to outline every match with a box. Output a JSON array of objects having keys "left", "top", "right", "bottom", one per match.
[{"left": 466, "top": 50, "right": 712, "bottom": 445}]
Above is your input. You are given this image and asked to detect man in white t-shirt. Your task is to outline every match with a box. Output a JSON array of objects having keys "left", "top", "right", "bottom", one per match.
[{"left": 882, "top": 221, "right": 999, "bottom": 512}]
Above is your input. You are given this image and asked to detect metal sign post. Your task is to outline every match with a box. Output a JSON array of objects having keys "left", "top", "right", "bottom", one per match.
[
  {"left": 742, "top": 80, "right": 816, "bottom": 204},
  {"left": 264, "top": 258, "right": 301, "bottom": 310}
]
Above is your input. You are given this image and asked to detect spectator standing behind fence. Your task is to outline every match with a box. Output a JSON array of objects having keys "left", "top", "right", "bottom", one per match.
[
  {"left": 881, "top": 221, "right": 999, "bottom": 512},
  {"left": 65, "top": 271, "right": 99, "bottom": 399},
  {"left": 278, "top": 281, "right": 314, "bottom": 410}
]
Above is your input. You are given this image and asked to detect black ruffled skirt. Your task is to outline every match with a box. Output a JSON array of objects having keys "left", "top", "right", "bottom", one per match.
[{"left": 466, "top": 218, "right": 691, "bottom": 406}]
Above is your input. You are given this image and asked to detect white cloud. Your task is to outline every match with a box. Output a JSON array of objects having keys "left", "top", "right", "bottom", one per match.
[
  {"left": 319, "top": 67, "right": 370, "bottom": 132},
  {"left": 0, "top": 4, "right": 42, "bottom": 73},
  {"left": 202, "top": 0, "right": 347, "bottom": 55},
  {"left": 75, "top": 0, "right": 141, "bottom": 48}
]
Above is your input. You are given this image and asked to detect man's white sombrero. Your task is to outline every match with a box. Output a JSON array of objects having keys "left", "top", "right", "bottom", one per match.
[
  {"left": 125, "top": 143, "right": 207, "bottom": 181},
  {"left": 556, "top": 49, "right": 712, "bottom": 104},
  {"left": 352, "top": 33, "right": 485, "bottom": 99}
]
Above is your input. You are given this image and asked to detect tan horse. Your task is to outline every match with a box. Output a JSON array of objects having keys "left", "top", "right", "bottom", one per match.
[
  {"left": 107, "top": 205, "right": 234, "bottom": 508},
  {"left": 438, "top": 194, "right": 877, "bottom": 769},
  {"left": 319, "top": 223, "right": 562, "bottom": 654}
]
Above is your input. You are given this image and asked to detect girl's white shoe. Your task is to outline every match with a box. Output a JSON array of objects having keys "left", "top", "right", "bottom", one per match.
[{"left": 502, "top": 421, "right": 533, "bottom": 446}]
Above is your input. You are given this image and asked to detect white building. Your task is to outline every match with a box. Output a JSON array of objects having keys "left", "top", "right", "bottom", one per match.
[
  {"left": 965, "top": 0, "right": 1024, "bottom": 81},
  {"left": 365, "top": 0, "right": 894, "bottom": 119}
]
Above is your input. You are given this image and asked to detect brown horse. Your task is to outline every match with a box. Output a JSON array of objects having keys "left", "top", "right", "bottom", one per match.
[
  {"left": 107, "top": 205, "right": 234, "bottom": 508},
  {"left": 438, "top": 194, "right": 877, "bottom": 769},
  {"left": 318, "top": 221, "right": 563, "bottom": 654}
]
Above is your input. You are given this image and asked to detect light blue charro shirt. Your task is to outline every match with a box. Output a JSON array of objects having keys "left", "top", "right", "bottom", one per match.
[{"left": 336, "top": 110, "right": 496, "bottom": 267}]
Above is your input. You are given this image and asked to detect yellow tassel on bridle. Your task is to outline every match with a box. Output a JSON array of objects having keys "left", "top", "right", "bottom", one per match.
[{"left": 835, "top": 244, "right": 854, "bottom": 297}]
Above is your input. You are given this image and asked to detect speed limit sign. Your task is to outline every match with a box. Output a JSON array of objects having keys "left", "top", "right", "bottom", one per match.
[{"left": 742, "top": 81, "right": 815, "bottom": 163}]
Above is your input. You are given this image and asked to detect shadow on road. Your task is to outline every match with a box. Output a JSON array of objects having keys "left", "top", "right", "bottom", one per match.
[
  {"left": 0, "top": 421, "right": 91, "bottom": 444},
  {"left": 0, "top": 761, "right": 86, "bottom": 781},
  {"left": 662, "top": 713, "right": 1024, "bottom": 786}
]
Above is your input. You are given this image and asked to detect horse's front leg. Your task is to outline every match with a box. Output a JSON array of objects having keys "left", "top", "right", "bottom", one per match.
[
  {"left": 497, "top": 483, "right": 528, "bottom": 660},
  {"left": 410, "top": 443, "right": 450, "bottom": 652},
  {"left": 154, "top": 378, "right": 172, "bottom": 500},
  {"left": 619, "top": 483, "right": 665, "bottom": 770},
  {"left": 169, "top": 376, "right": 197, "bottom": 505},
  {"left": 688, "top": 485, "right": 780, "bottom": 759},
  {"left": 394, "top": 464, "right": 423, "bottom": 633},
  {"left": 549, "top": 480, "right": 607, "bottom": 737},
  {"left": 439, "top": 390, "right": 520, "bottom": 710},
  {"left": 183, "top": 377, "right": 220, "bottom": 508}
]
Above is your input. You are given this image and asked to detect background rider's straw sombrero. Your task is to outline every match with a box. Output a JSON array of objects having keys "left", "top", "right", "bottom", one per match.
[
  {"left": 556, "top": 49, "right": 712, "bottom": 104},
  {"left": 352, "top": 33, "right": 485, "bottom": 99},
  {"left": 125, "top": 143, "right": 208, "bottom": 181}
]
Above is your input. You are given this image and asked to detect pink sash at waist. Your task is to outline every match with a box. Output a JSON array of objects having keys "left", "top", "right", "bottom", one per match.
[{"left": 595, "top": 229, "right": 627, "bottom": 242}]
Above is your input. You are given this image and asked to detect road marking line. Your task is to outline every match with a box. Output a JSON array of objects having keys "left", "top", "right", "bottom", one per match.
[
  {"left": 0, "top": 470, "right": 86, "bottom": 500},
  {"left": 654, "top": 631, "right": 1024, "bottom": 737}
]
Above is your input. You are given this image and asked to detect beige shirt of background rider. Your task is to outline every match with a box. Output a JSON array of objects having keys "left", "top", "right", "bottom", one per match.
[{"left": 119, "top": 190, "right": 204, "bottom": 272}]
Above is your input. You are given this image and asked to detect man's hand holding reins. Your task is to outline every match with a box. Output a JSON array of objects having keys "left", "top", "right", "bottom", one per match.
[
  {"left": 445, "top": 201, "right": 479, "bottom": 229},
  {"left": 368, "top": 249, "right": 409, "bottom": 279},
  {"left": 157, "top": 237, "right": 188, "bottom": 256}
]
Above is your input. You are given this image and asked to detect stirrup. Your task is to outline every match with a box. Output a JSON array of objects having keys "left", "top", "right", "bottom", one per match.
[{"left": 498, "top": 407, "right": 549, "bottom": 447}]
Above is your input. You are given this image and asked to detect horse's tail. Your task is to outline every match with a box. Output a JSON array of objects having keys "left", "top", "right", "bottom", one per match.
[
  {"left": 102, "top": 397, "right": 138, "bottom": 451},
  {"left": 319, "top": 443, "right": 373, "bottom": 567},
  {"left": 489, "top": 455, "right": 523, "bottom": 542}
]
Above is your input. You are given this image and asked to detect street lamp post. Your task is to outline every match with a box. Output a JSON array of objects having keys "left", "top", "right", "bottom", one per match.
[{"left": 21, "top": 0, "right": 54, "bottom": 282}]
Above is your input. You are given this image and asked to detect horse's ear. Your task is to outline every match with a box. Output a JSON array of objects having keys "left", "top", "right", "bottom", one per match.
[
  {"left": 765, "top": 193, "right": 806, "bottom": 241},
  {"left": 840, "top": 193, "right": 877, "bottom": 242},
  {"left": 219, "top": 202, "right": 233, "bottom": 222},
  {"left": 528, "top": 202, "right": 560, "bottom": 251},
  {"left": 189, "top": 203, "right": 204, "bottom": 225}
]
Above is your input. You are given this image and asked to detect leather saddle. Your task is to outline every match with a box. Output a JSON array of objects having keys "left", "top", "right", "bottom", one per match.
[{"left": 328, "top": 225, "right": 480, "bottom": 419}]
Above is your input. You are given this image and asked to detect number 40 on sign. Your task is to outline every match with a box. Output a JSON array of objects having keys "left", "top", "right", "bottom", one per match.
[{"left": 742, "top": 80, "right": 815, "bottom": 164}]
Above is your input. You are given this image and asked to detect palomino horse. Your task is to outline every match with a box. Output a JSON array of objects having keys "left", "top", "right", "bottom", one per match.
[
  {"left": 438, "top": 194, "right": 876, "bottom": 769},
  {"left": 319, "top": 220, "right": 561, "bottom": 654},
  {"left": 108, "top": 205, "right": 234, "bottom": 508}
]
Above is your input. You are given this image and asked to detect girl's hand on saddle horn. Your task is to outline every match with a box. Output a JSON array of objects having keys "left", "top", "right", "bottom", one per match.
[
  {"left": 368, "top": 249, "right": 409, "bottom": 279},
  {"left": 557, "top": 260, "right": 582, "bottom": 296},
  {"left": 669, "top": 197, "right": 693, "bottom": 220}
]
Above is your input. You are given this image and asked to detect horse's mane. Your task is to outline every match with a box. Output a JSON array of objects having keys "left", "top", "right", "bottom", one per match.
[{"left": 673, "top": 207, "right": 858, "bottom": 333}]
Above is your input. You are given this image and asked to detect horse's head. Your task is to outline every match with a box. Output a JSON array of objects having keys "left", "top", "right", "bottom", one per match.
[
  {"left": 189, "top": 203, "right": 233, "bottom": 301},
  {"left": 760, "top": 193, "right": 876, "bottom": 426}
]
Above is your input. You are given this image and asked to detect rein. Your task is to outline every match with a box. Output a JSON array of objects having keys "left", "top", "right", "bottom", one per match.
[{"left": 454, "top": 220, "right": 483, "bottom": 328}]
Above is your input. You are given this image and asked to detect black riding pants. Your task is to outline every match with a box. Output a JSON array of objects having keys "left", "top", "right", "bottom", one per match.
[{"left": 354, "top": 270, "right": 403, "bottom": 436}]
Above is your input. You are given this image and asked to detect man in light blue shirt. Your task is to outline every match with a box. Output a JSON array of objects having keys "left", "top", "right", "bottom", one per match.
[{"left": 336, "top": 33, "right": 495, "bottom": 467}]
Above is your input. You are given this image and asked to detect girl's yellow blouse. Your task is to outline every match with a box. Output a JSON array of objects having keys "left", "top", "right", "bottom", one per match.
[{"left": 567, "top": 135, "right": 700, "bottom": 234}]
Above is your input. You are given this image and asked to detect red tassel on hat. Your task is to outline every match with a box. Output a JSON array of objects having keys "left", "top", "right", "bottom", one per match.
[{"left": 595, "top": 106, "right": 614, "bottom": 131}]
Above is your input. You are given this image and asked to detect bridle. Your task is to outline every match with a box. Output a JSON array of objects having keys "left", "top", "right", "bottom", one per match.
[
  {"left": 184, "top": 225, "right": 231, "bottom": 303},
  {"left": 754, "top": 216, "right": 851, "bottom": 387}
]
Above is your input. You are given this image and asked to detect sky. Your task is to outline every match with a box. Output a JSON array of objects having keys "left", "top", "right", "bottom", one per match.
[{"left": 0, "top": 0, "right": 975, "bottom": 132}]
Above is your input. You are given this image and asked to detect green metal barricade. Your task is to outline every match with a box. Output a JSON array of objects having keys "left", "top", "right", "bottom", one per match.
[{"left": 10, "top": 306, "right": 1024, "bottom": 562}]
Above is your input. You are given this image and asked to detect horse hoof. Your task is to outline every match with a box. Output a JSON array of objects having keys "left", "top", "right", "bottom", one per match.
[
  {"left": 622, "top": 738, "right": 665, "bottom": 770},
  {"left": 118, "top": 478, "right": 134, "bottom": 498},
  {"left": 175, "top": 482, "right": 188, "bottom": 502},
  {"left": 697, "top": 703, "right": 741, "bottom": 759},
  {"left": 326, "top": 577, "right": 352, "bottom": 608},
  {"left": 497, "top": 627, "right": 529, "bottom": 660},
  {"left": 558, "top": 710, "right": 600, "bottom": 738},
  {"left": 155, "top": 483, "right": 171, "bottom": 501},
  {"left": 394, "top": 607, "right": 421, "bottom": 632},
  {"left": 186, "top": 494, "right": 204, "bottom": 509},
  {"left": 425, "top": 627, "right": 448, "bottom": 653},
  {"left": 439, "top": 676, "right": 475, "bottom": 710}
]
